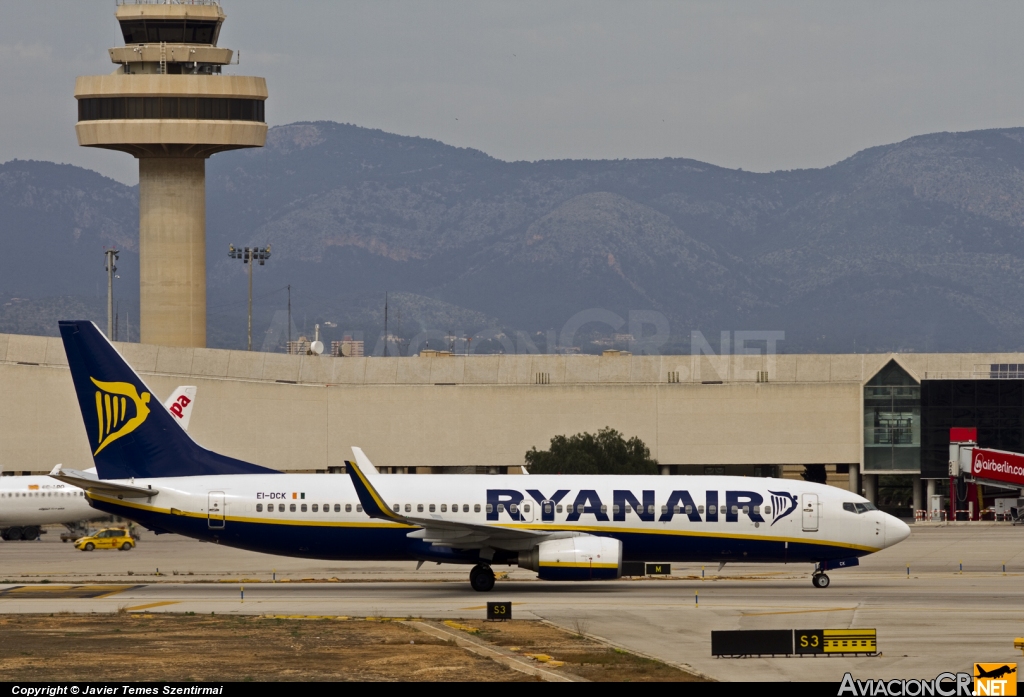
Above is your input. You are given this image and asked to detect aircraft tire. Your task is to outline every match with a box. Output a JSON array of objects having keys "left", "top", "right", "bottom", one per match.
[
  {"left": 23, "top": 526, "right": 40, "bottom": 540},
  {"left": 6, "top": 527, "right": 23, "bottom": 542},
  {"left": 812, "top": 573, "right": 830, "bottom": 588},
  {"left": 470, "top": 564, "right": 495, "bottom": 592}
]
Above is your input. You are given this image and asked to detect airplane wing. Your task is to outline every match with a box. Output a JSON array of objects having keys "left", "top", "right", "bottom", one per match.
[
  {"left": 48, "top": 465, "right": 157, "bottom": 499},
  {"left": 346, "top": 447, "right": 559, "bottom": 552}
]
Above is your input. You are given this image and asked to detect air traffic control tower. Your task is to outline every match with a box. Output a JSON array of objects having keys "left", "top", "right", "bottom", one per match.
[{"left": 74, "top": 1, "right": 267, "bottom": 347}]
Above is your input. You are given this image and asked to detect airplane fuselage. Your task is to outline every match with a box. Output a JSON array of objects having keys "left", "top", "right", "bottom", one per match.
[
  {"left": 0, "top": 475, "right": 96, "bottom": 528},
  {"left": 84, "top": 473, "right": 908, "bottom": 566}
]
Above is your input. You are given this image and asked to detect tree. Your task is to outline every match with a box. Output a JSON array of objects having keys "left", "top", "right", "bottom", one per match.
[
  {"left": 525, "top": 427, "right": 658, "bottom": 475},
  {"left": 801, "top": 464, "right": 828, "bottom": 484}
]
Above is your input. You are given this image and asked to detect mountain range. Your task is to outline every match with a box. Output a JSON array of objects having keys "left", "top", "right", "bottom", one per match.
[{"left": 4, "top": 122, "right": 1024, "bottom": 353}]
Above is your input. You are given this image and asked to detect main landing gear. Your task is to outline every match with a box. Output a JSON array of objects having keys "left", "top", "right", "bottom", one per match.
[
  {"left": 812, "top": 572, "right": 830, "bottom": 588},
  {"left": 469, "top": 564, "right": 495, "bottom": 592}
]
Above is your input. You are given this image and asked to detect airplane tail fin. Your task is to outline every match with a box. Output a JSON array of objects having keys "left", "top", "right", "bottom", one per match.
[{"left": 59, "top": 320, "right": 279, "bottom": 479}]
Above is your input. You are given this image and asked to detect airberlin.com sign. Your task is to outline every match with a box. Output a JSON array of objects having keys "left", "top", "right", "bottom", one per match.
[{"left": 971, "top": 448, "right": 1024, "bottom": 487}]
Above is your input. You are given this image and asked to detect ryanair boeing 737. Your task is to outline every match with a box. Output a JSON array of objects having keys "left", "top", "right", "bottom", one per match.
[{"left": 50, "top": 321, "right": 910, "bottom": 591}]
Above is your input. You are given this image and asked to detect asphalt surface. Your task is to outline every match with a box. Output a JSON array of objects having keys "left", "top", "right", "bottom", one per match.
[{"left": 1, "top": 523, "right": 1022, "bottom": 682}]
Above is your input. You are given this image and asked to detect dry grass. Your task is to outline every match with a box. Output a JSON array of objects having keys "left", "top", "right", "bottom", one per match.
[
  {"left": 459, "top": 619, "right": 708, "bottom": 682},
  {"left": 0, "top": 614, "right": 526, "bottom": 682}
]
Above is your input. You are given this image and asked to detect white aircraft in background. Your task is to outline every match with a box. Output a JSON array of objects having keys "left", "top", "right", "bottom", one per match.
[
  {"left": 51, "top": 320, "right": 910, "bottom": 590},
  {"left": 1, "top": 385, "right": 196, "bottom": 541}
]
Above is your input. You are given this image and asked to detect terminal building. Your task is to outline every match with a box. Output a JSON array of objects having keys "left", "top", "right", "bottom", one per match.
[{"left": 2, "top": 333, "right": 1023, "bottom": 514}]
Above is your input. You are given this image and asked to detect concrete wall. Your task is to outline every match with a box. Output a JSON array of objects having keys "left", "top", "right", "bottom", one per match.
[{"left": 3, "top": 332, "right": 1024, "bottom": 476}]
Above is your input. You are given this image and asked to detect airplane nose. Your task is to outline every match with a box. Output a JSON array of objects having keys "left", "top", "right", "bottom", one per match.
[{"left": 884, "top": 515, "right": 911, "bottom": 548}]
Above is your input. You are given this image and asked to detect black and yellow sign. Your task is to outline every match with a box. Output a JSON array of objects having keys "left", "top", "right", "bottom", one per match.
[
  {"left": 645, "top": 563, "right": 671, "bottom": 575},
  {"left": 797, "top": 628, "right": 876, "bottom": 654},
  {"left": 712, "top": 628, "right": 878, "bottom": 657},
  {"left": 487, "top": 601, "right": 511, "bottom": 621}
]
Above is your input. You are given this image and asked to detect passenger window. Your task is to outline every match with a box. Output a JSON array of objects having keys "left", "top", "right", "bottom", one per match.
[
  {"left": 312, "top": 504, "right": 318, "bottom": 512},
  {"left": 493, "top": 504, "right": 500, "bottom": 513},
  {"left": 731, "top": 506, "right": 738, "bottom": 515},
  {"left": 429, "top": 504, "right": 436, "bottom": 513},
  {"left": 742, "top": 506, "right": 749, "bottom": 514},
  {"left": 474, "top": 504, "right": 481, "bottom": 513},
  {"left": 647, "top": 505, "right": 654, "bottom": 515},
  {"left": 343, "top": 504, "right": 349, "bottom": 512},
  {"left": 544, "top": 503, "right": 552, "bottom": 514},
  {"left": 708, "top": 505, "right": 716, "bottom": 514},
  {"left": 256, "top": 503, "right": 263, "bottom": 512},
  {"left": 612, "top": 505, "right": 620, "bottom": 514},
  {"left": 417, "top": 504, "right": 424, "bottom": 513},
  {"left": 556, "top": 504, "right": 563, "bottom": 513},
  {"left": 661, "top": 505, "right": 668, "bottom": 514},
  {"left": 356, "top": 504, "right": 363, "bottom": 512},
  {"left": 440, "top": 504, "right": 447, "bottom": 512},
  {"left": 405, "top": 504, "right": 412, "bottom": 513},
  {"left": 753, "top": 505, "right": 760, "bottom": 514},
  {"left": 600, "top": 504, "right": 607, "bottom": 514},
  {"left": 278, "top": 504, "right": 285, "bottom": 512},
  {"left": 577, "top": 504, "right": 584, "bottom": 514},
  {"left": 393, "top": 504, "right": 400, "bottom": 513},
  {"left": 523, "top": 503, "right": 530, "bottom": 513},
  {"left": 685, "top": 505, "right": 692, "bottom": 515},
  {"left": 301, "top": 504, "right": 308, "bottom": 512},
  {"left": 289, "top": 504, "right": 295, "bottom": 512},
  {"left": 509, "top": 504, "right": 517, "bottom": 514},
  {"left": 764, "top": 506, "right": 771, "bottom": 515},
  {"left": 465, "top": 504, "right": 471, "bottom": 513}
]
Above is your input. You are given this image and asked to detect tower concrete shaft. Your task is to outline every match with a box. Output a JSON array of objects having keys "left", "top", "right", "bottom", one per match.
[
  {"left": 139, "top": 158, "right": 206, "bottom": 347},
  {"left": 74, "top": 1, "right": 267, "bottom": 348}
]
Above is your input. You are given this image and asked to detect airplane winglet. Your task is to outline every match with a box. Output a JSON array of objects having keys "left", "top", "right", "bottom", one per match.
[{"left": 346, "top": 448, "right": 403, "bottom": 522}]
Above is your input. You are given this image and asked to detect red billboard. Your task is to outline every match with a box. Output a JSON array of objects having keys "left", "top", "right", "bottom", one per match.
[{"left": 970, "top": 448, "right": 1024, "bottom": 488}]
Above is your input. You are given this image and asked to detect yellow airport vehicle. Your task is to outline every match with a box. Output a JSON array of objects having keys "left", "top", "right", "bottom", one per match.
[{"left": 74, "top": 528, "right": 135, "bottom": 552}]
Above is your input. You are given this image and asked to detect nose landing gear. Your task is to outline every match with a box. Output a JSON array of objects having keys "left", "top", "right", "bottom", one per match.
[
  {"left": 469, "top": 564, "right": 495, "bottom": 592},
  {"left": 812, "top": 572, "right": 830, "bottom": 588}
]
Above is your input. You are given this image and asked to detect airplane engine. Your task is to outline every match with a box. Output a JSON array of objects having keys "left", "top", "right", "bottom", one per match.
[{"left": 518, "top": 536, "right": 622, "bottom": 581}]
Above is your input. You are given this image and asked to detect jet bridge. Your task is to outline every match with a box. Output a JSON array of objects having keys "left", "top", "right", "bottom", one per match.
[{"left": 949, "top": 434, "right": 1024, "bottom": 520}]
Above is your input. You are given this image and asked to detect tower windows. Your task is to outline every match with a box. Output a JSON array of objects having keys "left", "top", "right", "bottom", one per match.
[{"left": 78, "top": 97, "right": 265, "bottom": 123}]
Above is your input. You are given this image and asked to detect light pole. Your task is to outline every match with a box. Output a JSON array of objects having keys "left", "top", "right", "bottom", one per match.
[
  {"left": 104, "top": 248, "right": 119, "bottom": 340},
  {"left": 228, "top": 245, "right": 271, "bottom": 351}
]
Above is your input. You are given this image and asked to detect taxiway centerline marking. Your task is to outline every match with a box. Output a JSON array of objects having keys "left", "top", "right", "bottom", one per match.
[
  {"left": 123, "top": 601, "right": 181, "bottom": 611},
  {"left": 741, "top": 607, "right": 857, "bottom": 616}
]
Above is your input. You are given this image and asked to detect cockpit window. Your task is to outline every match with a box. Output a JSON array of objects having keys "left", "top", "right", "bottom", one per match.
[{"left": 845, "top": 501, "right": 879, "bottom": 514}]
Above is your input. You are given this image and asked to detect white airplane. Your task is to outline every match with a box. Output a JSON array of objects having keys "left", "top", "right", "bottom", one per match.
[
  {"left": 1, "top": 385, "right": 196, "bottom": 541},
  {"left": 50, "top": 320, "right": 910, "bottom": 591}
]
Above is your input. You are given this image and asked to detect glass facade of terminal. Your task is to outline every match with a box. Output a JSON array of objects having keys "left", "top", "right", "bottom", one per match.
[
  {"left": 862, "top": 359, "right": 1024, "bottom": 477},
  {"left": 864, "top": 360, "right": 921, "bottom": 472},
  {"left": 919, "top": 378, "right": 1024, "bottom": 479}
]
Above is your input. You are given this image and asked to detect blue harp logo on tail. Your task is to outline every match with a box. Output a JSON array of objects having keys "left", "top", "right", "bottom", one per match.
[
  {"left": 91, "top": 377, "right": 151, "bottom": 456},
  {"left": 769, "top": 491, "right": 798, "bottom": 526}
]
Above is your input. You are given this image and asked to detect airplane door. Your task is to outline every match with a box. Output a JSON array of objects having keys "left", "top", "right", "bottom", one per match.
[
  {"left": 208, "top": 492, "right": 225, "bottom": 529},
  {"left": 801, "top": 493, "right": 819, "bottom": 532}
]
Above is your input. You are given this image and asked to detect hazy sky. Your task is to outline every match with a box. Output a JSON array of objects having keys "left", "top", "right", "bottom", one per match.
[{"left": 2, "top": 0, "right": 1022, "bottom": 185}]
